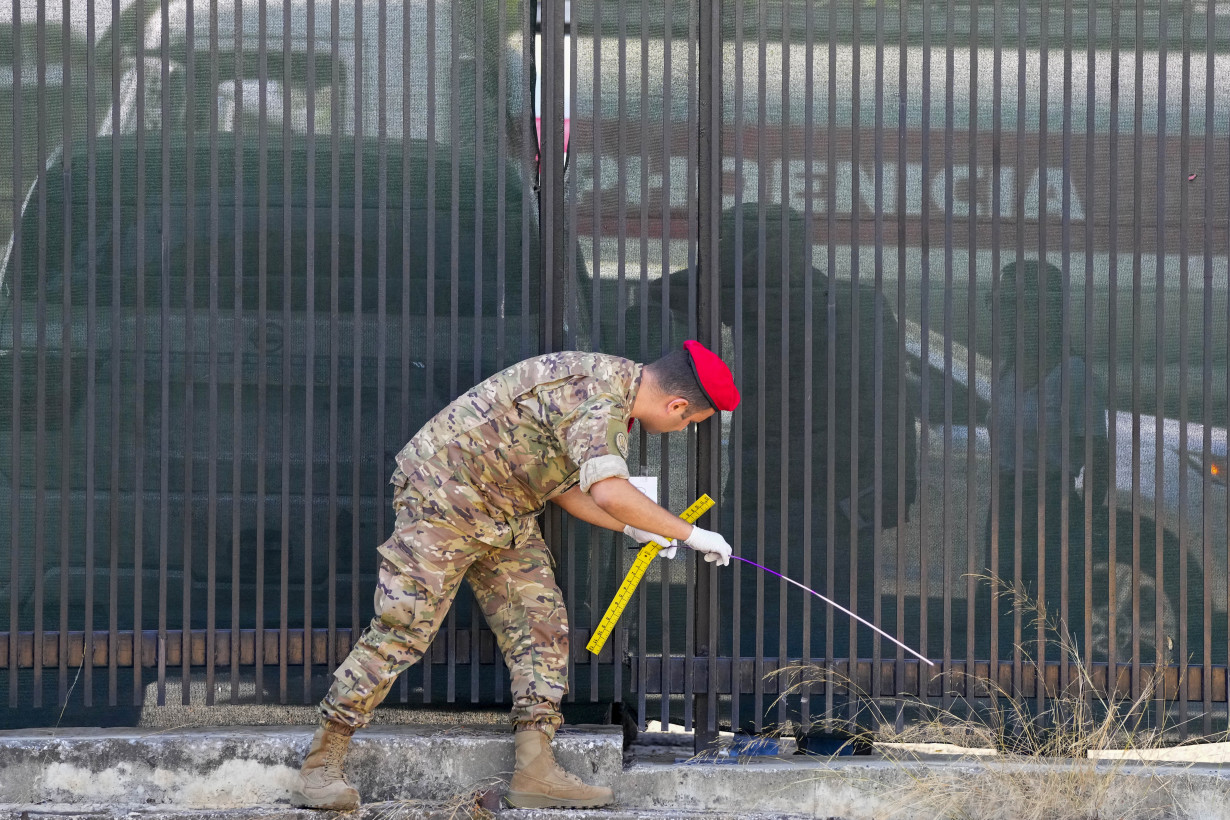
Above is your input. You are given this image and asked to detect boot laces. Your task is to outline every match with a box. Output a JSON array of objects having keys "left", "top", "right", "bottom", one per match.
[
  {"left": 544, "top": 752, "right": 584, "bottom": 787},
  {"left": 527, "top": 737, "right": 586, "bottom": 788},
  {"left": 323, "top": 734, "right": 348, "bottom": 776}
]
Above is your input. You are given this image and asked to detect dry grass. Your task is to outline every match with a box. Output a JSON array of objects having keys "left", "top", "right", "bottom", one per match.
[
  {"left": 770, "top": 575, "right": 1222, "bottom": 820},
  {"left": 361, "top": 777, "right": 502, "bottom": 820}
]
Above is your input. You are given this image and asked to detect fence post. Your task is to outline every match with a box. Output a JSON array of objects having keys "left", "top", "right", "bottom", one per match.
[
  {"left": 538, "top": 0, "right": 567, "bottom": 353},
  {"left": 694, "top": 0, "right": 723, "bottom": 757}
]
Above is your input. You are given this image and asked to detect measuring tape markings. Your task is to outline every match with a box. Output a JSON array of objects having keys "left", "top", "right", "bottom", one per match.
[{"left": 585, "top": 494, "right": 715, "bottom": 655}]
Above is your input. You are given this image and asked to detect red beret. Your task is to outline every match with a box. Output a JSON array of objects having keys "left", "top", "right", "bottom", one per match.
[{"left": 683, "top": 340, "right": 741, "bottom": 411}]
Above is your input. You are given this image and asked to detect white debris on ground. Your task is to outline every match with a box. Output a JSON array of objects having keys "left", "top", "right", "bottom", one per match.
[
  {"left": 876, "top": 741, "right": 999, "bottom": 757},
  {"left": 1088, "top": 742, "right": 1230, "bottom": 763}
]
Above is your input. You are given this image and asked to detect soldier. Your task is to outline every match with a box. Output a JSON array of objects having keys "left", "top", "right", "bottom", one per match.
[
  {"left": 983, "top": 260, "right": 1110, "bottom": 658},
  {"left": 291, "top": 342, "right": 740, "bottom": 811}
]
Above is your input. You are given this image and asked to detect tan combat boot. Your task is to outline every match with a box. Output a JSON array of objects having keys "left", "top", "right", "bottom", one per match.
[
  {"left": 289, "top": 720, "right": 361, "bottom": 811},
  {"left": 505, "top": 728, "right": 615, "bottom": 809}
]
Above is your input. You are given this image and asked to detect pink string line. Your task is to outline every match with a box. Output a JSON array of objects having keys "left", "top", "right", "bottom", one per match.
[{"left": 727, "top": 554, "right": 936, "bottom": 667}]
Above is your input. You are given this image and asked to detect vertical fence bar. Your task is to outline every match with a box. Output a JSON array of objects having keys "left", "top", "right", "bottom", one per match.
[
  {"left": 1128, "top": 0, "right": 1145, "bottom": 704},
  {"left": 30, "top": 0, "right": 46, "bottom": 711},
  {"left": 283, "top": 0, "right": 298, "bottom": 702},
  {"left": 1059, "top": 0, "right": 1075, "bottom": 695},
  {"left": 846, "top": 0, "right": 863, "bottom": 712},
  {"left": 518, "top": 0, "right": 534, "bottom": 366},
  {"left": 725, "top": 0, "right": 745, "bottom": 737},
  {"left": 1177, "top": 0, "right": 1193, "bottom": 734},
  {"left": 918, "top": 0, "right": 934, "bottom": 702},
  {"left": 56, "top": 0, "right": 73, "bottom": 711},
  {"left": 53, "top": 0, "right": 71, "bottom": 713},
  {"left": 106, "top": 0, "right": 125, "bottom": 704},
  {"left": 183, "top": 0, "right": 202, "bottom": 706},
  {"left": 1011, "top": 0, "right": 1027, "bottom": 700},
  {"left": 416, "top": 0, "right": 435, "bottom": 703},
  {"left": 564, "top": 0, "right": 579, "bottom": 360},
  {"left": 209, "top": 0, "right": 227, "bottom": 707},
  {"left": 393, "top": 0, "right": 408, "bottom": 704},
  {"left": 687, "top": 0, "right": 706, "bottom": 735},
  {"left": 255, "top": 0, "right": 275, "bottom": 704},
  {"left": 587, "top": 0, "right": 615, "bottom": 709},
  {"left": 656, "top": 1, "right": 675, "bottom": 729},
  {"left": 496, "top": 0, "right": 510, "bottom": 370},
  {"left": 83, "top": 0, "right": 100, "bottom": 709},
  {"left": 693, "top": 0, "right": 720, "bottom": 755},
  {"left": 7, "top": 0, "right": 23, "bottom": 712},
  {"left": 632, "top": 0, "right": 652, "bottom": 717},
  {"left": 658, "top": 0, "right": 676, "bottom": 729},
  {"left": 751, "top": 5, "right": 766, "bottom": 732},
  {"left": 900, "top": 0, "right": 920, "bottom": 713},
  {"left": 965, "top": 0, "right": 982, "bottom": 695},
  {"left": 1153, "top": 0, "right": 1171, "bottom": 718},
  {"left": 158, "top": 0, "right": 174, "bottom": 705},
  {"left": 232, "top": 0, "right": 253, "bottom": 705},
  {"left": 615, "top": 1, "right": 627, "bottom": 355},
  {"left": 799, "top": 0, "right": 816, "bottom": 731},
  {"left": 572, "top": 1, "right": 598, "bottom": 713},
  {"left": 133, "top": 0, "right": 149, "bottom": 708},
  {"left": 988, "top": 0, "right": 1003, "bottom": 691},
  {"left": 1223, "top": 0, "right": 1230, "bottom": 716},
  {"left": 940, "top": 0, "right": 956, "bottom": 705},
  {"left": 444, "top": 0, "right": 458, "bottom": 705},
  {"left": 471, "top": 0, "right": 487, "bottom": 383},
  {"left": 823, "top": 0, "right": 837, "bottom": 720},
  {"left": 586, "top": 2, "right": 603, "bottom": 350},
  {"left": 701, "top": 0, "right": 723, "bottom": 746},
  {"left": 541, "top": 0, "right": 565, "bottom": 356},
  {"left": 772, "top": 0, "right": 782, "bottom": 732},
  {"left": 1200, "top": 0, "right": 1217, "bottom": 735},
  {"left": 1037, "top": 0, "right": 1054, "bottom": 702},
  {"left": 352, "top": 0, "right": 370, "bottom": 703},
  {"left": 327, "top": 0, "right": 345, "bottom": 696},
  {"left": 1106, "top": 0, "right": 1122, "bottom": 688},
  {"left": 775, "top": 0, "right": 790, "bottom": 729},
  {"left": 1081, "top": 0, "right": 1096, "bottom": 682},
  {"left": 872, "top": 0, "right": 888, "bottom": 708},
  {"left": 753, "top": 0, "right": 769, "bottom": 731},
  {"left": 297, "top": 0, "right": 314, "bottom": 705}
]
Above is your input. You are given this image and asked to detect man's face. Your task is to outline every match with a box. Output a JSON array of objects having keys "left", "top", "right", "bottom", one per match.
[{"left": 639, "top": 400, "right": 715, "bottom": 434}]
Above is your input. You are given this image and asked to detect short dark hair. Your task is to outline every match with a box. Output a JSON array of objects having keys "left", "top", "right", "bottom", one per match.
[
  {"left": 994, "top": 259, "right": 1064, "bottom": 314},
  {"left": 993, "top": 259, "right": 1070, "bottom": 370},
  {"left": 646, "top": 349, "right": 716, "bottom": 415}
]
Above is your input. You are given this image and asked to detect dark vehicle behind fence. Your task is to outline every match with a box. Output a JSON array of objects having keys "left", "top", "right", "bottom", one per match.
[
  {"left": 0, "top": 133, "right": 539, "bottom": 638},
  {"left": 1, "top": 0, "right": 539, "bottom": 717}
]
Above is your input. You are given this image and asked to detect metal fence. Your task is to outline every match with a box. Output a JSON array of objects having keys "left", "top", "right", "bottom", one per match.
[
  {"left": 555, "top": 0, "right": 1230, "bottom": 742},
  {"left": 1, "top": 0, "right": 545, "bottom": 721},
  {"left": 3, "top": 0, "right": 1230, "bottom": 744}
]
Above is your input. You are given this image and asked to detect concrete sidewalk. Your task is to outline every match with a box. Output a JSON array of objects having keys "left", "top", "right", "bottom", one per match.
[{"left": 4, "top": 724, "right": 1230, "bottom": 819}]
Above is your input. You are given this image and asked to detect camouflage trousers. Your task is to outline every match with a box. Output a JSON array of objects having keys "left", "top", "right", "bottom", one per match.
[{"left": 320, "top": 509, "right": 570, "bottom": 738}]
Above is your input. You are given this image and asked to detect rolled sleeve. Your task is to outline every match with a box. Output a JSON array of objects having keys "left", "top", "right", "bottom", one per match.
[{"left": 579, "top": 453, "right": 631, "bottom": 493}]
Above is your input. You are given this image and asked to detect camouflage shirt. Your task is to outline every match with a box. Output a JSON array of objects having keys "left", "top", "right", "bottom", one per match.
[{"left": 384, "top": 352, "right": 642, "bottom": 554}]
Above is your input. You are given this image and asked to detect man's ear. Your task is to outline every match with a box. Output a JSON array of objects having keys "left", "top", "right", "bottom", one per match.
[{"left": 666, "top": 397, "right": 690, "bottom": 415}]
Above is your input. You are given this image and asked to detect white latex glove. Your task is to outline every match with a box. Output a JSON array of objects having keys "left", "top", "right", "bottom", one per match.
[
  {"left": 683, "top": 526, "right": 733, "bottom": 566},
  {"left": 623, "top": 524, "right": 678, "bottom": 559}
]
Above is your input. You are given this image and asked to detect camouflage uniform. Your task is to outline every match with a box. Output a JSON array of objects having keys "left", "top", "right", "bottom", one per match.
[{"left": 321, "top": 352, "right": 642, "bottom": 737}]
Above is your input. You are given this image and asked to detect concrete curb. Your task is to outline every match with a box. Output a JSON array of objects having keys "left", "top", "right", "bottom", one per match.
[
  {"left": 0, "top": 810, "right": 807, "bottom": 820},
  {"left": 5, "top": 726, "right": 1230, "bottom": 819},
  {"left": 0, "top": 725, "right": 620, "bottom": 810}
]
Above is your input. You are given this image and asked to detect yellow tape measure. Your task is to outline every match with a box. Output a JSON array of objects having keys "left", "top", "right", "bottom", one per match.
[{"left": 585, "top": 494, "right": 715, "bottom": 655}]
